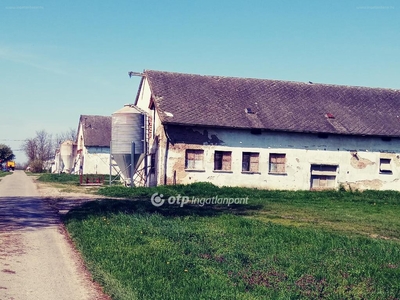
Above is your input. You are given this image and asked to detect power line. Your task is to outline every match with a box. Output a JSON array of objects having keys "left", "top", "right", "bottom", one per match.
[{"left": 0, "top": 139, "right": 25, "bottom": 142}]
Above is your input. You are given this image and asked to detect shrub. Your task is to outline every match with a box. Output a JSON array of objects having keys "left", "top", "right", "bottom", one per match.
[{"left": 29, "top": 159, "right": 44, "bottom": 173}]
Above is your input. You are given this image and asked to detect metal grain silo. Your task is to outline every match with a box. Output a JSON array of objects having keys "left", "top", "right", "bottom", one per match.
[
  {"left": 111, "top": 104, "right": 146, "bottom": 185},
  {"left": 60, "top": 140, "right": 75, "bottom": 173}
]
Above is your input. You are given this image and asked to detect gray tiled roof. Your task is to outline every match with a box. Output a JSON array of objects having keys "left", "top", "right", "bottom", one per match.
[
  {"left": 144, "top": 70, "right": 400, "bottom": 137},
  {"left": 79, "top": 115, "right": 111, "bottom": 147}
]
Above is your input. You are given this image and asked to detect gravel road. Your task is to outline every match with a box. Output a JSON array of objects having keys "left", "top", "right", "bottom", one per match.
[{"left": 0, "top": 171, "right": 109, "bottom": 300}]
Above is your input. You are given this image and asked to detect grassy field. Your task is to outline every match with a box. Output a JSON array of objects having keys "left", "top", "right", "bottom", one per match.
[
  {"left": 36, "top": 173, "right": 109, "bottom": 194},
  {"left": 63, "top": 183, "right": 400, "bottom": 299},
  {"left": 0, "top": 170, "right": 13, "bottom": 179},
  {"left": 37, "top": 173, "right": 81, "bottom": 184}
]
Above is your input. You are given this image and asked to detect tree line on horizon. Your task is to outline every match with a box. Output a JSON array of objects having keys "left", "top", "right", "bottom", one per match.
[{"left": 21, "top": 128, "right": 77, "bottom": 173}]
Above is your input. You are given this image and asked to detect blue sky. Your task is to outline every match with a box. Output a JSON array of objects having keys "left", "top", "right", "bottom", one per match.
[{"left": 1, "top": 0, "right": 399, "bottom": 164}]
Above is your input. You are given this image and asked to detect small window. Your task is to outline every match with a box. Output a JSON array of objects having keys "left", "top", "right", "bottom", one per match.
[
  {"left": 317, "top": 133, "right": 329, "bottom": 139},
  {"left": 147, "top": 116, "right": 153, "bottom": 140},
  {"left": 186, "top": 150, "right": 204, "bottom": 170},
  {"left": 269, "top": 153, "right": 286, "bottom": 174},
  {"left": 250, "top": 128, "right": 262, "bottom": 135},
  {"left": 214, "top": 151, "right": 232, "bottom": 171},
  {"left": 310, "top": 164, "right": 338, "bottom": 189},
  {"left": 380, "top": 158, "right": 392, "bottom": 174},
  {"left": 150, "top": 153, "right": 156, "bottom": 174},
  {"left": 311, "top": 165, "right": 337, "bottom": 173},
  {"left": 242, "top": 152, "right": 259, "bottom": 172}
]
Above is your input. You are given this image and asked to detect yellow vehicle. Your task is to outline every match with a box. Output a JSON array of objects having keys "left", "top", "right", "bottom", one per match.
[{"left": 6, "top": 161, "right": 15, "bottom": 171}]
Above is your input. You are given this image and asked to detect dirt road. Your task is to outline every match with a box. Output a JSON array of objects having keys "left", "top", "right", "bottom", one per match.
[{"left": 0, "top": 171, "right": 108, "bottom": 300}]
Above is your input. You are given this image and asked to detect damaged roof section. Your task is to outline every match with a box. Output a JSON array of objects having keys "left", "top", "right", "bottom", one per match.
[
  {"left": 79, "top": 115, "right": 112, "bottom": 147},
  {"left": 143, "top": 70, "right": 400, "bottom": 137}
]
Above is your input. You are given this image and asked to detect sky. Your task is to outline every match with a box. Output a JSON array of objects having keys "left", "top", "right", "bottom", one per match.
[{"left": 1, "top": 0, "right": 399, "bottom": 164}]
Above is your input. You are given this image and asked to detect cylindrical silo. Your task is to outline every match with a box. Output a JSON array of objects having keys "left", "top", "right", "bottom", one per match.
[
  {"left": 60, "top": 140, "right": 74, "bottom": 173},
  {"left": 111, "top": 104, "right": 146, "bottom": 184}
]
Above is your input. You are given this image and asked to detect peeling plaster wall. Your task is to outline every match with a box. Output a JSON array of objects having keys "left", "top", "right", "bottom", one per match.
[{"left": 164, "top": 127, "right": 400, "bottom": 191}]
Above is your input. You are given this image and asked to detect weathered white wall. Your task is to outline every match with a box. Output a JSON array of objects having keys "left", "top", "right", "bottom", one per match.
[
  {"left": 81, "top": 147, "right": 113, "bottom": 174},
  {"left": 135, "top": 78, "right": 167, "bottom": 186},
  {"left": 164, "top": 128, "right": 400, "bottom": 191}
]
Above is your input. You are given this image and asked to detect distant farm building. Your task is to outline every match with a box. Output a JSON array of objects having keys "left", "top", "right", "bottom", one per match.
[{"left": 53, "top": 115, "right": 119, "bottom": 176}]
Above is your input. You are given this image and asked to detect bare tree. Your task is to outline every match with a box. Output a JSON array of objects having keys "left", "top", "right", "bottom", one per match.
[
  {"left": 22, "top": 138, "right": 37, "bottom": 162},
  {"left": 22, "top": 129, "right": 78, "bottom": 172},
  {"left": 22, "top": 130, "right": 55, "bottom": 171},
  {"left": 35, "top": 130, "right": 54, "bottom": 162},
  {"left": 54, "top": 128, "right": 77, "bottom": 147}
]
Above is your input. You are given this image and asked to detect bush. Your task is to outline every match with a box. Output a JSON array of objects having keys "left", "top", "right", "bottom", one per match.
[{"left": 29, "top": 159, "right": 44, "bottom": 173}]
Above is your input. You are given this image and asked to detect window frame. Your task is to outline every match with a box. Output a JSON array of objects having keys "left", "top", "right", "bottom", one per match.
[
  {"left": 379, "top": 158, "right": 392, "bottom": 174},
  {"left": 214, "top": 151, "right": 232, "bottom": 171},
  {"left": 185, "top": 149, "right": 205, "bottom": 170},
  {"left": 242, "top": 152, "right": 260, "bottom": 173},
  {"left": 310, "top": 164, "right": 338, "bottom": 189},
  {"left": 269, "top": 153, "right": 286, "bottom": 174}
]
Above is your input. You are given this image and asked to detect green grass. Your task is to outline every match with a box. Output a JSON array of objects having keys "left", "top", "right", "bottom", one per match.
[
  {"left": 64, "top": 183, "right": 400, "bottom": 299},
  {"left": 37, "top": 173, "right": 81, "bottom": 185},
  {"left": 98, "top": 183, "right": 400, "bottom": 239},
  {"left": 36, "top": 173, "right": 118, "bottom": 187},
  {"left": 0, "top": 170, "right": 12, "bottom": 178}
]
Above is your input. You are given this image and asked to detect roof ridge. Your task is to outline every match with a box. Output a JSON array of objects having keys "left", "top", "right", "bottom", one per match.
[{"left": 144, "top": 69, "right": 400, "bottom": 92}]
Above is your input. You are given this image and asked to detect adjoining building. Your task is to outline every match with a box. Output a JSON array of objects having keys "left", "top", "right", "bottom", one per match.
[
  {"left": 75, "top": 115, "right": 117, "bottom": 175},
  {"left": 128, "top": 70, "right": 400, "bottom": 191},
  {"left": 52, "top": 115, "right": 118, "bottom": 176}
]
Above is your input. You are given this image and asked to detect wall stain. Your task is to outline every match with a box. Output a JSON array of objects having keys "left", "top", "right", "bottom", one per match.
[
  {"left": 348, "top": 179, "right": 383, "bottom": 190},
  {"left": 350, "top": 155, "right": 374, "bottom": 169}
]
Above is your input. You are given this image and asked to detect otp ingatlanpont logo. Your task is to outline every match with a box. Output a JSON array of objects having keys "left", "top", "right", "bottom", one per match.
[{"left": 150, "top": 193, "right": 165, "bottom": 207}]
